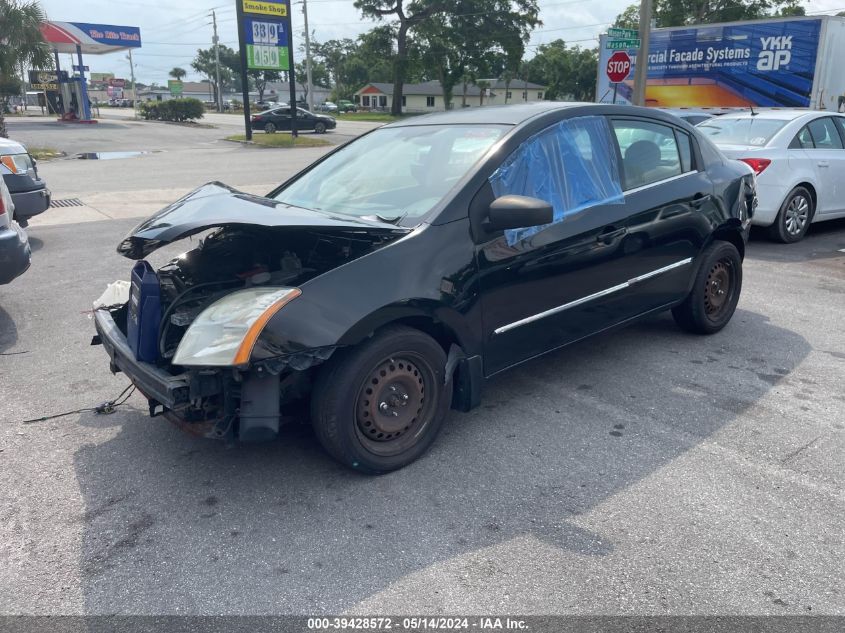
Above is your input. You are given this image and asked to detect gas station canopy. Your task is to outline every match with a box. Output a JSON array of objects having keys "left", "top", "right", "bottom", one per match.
[{"left": 40, "top": 21, "right": 142, "bottom": 54}]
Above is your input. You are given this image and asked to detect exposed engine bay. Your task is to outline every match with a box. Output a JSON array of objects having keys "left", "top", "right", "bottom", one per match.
[{"left": 98, "top": 223, "right": 407, "bottom": 441}]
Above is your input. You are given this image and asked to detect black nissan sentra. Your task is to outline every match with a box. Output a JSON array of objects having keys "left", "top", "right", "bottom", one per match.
[{"left": 94, "top": 103, "right": 755, "bottom": 473}]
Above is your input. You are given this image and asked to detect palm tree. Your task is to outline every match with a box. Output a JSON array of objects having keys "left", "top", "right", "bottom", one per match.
[
  {"left": 0, "top": 0, "right": 52, "bottom": 137},
  {"left": 169, "top": 67, "right": 187, "bottom": 81}
]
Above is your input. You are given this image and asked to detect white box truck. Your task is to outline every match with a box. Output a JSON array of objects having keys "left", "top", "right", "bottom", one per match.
[{"left": 597, "top": 15, "right": 845, "bottom": 111}]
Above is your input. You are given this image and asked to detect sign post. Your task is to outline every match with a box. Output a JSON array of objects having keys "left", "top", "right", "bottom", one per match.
[
  {"left": 236, "top": 0, "right": 295, "bottom": 141},
  {"left": 606, "top": 51, "right": 632, "bottom": 104}
]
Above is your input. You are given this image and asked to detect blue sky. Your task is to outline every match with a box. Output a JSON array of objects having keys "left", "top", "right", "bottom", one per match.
[{"left": 38, "top": 0, "right": 845, "bottom": 84}]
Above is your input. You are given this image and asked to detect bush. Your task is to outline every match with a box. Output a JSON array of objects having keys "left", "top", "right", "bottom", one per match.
[{"left": 138, "top": 98, "right": 205, "bottom": 122}]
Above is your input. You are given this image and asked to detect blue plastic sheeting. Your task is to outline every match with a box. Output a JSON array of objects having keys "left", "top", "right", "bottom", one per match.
[{"left": 489, "top": 115, "right": 625, "bottom": 245}]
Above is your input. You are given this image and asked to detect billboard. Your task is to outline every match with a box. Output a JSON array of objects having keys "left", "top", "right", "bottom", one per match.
[{"left": 597, "top": 18, "right": 822, "bottom": 108}]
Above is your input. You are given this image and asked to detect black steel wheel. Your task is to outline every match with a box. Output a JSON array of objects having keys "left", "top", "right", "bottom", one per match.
[
  {"left": 264, "top": 122, "right": 277, "bottom": 134},
  {"left": 314, "top": 121, "right": 327, "bottom": 134},
  {"left": 311, "top": 325, "right": 451, "bottom": 474},
  {"left": 769, "top": 187, "right": 813, "bottom": 243},
  {"left": 672, "top": 241, "right": 742, "bottom": 335}
]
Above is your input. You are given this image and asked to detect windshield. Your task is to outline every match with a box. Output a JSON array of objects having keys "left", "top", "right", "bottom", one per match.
[
  {"left": 697, "top": 117, "right": 788, "bottom": 147},
  {"left": 274, "top": 124, "right": 507, "bottom": 220}
]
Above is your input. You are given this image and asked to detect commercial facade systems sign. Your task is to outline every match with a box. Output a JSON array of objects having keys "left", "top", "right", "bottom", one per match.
[{"left": 597, "top": 18, "right": 822, "bottom": 107}]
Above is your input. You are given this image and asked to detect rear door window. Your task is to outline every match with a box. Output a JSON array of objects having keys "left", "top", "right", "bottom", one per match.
[
  {"left": 834, "top": 117, "right": 845, "bottom": 144},
  {"left": 612, "top": 120, "right": 683, "bottom": 190},
  {"left": 807, "top": 118, "right": 844, "bottom": 149},
  {"left": 676, "top": 129, "right": 695, "bottom": 173},
  {"left": 790, "top": 126, "right": 815, "bottom": 149}
]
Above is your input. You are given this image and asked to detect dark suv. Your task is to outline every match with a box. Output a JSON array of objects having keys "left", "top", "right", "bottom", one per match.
[{"left": 94, "top": 103, "right": 755, "bottom": 473}]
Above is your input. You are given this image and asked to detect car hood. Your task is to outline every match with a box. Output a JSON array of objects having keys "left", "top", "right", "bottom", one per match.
[
  {"left": 117, "top": 182, "right": 409, "bottom": 259},
  {"left": 0, "top": 138, "right": 27, "bottom": 155}
]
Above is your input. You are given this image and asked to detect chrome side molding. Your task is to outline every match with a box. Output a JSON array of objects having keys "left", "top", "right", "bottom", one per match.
[{"left": 494, "top": 258, "right": 693, "bottom": 336}]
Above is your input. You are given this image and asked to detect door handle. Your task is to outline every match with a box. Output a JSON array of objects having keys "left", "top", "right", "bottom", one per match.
[
  {"left": 691, "top": 193, "right": 712, "bottom": 208},
  {"left": 817, "top": 161, "right": 830, "bottom": 168},
  {"left": 597, "top": 227, "right": 628, "bottom": 244}
]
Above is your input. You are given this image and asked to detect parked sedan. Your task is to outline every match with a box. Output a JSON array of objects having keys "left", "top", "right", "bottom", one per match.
[
  {"left": 0, "top": 176, "right": 31, "bottom": 285},
  {"left": 93, "top": 103, "right": 753, "bottom": 473},
  {"left": 698, "top": 110, "right": 845, "bottom": 242},
  {"left": 251, "top": 107, "right": 336, "bottom": 134},
  {"left": 0, "top": 138, "right": 50, "bottom": 228}
]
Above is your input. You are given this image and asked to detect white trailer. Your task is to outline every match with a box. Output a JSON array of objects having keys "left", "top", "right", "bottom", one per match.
[{"left": 597, "top": 15, "right": 845, "bottom": 111}]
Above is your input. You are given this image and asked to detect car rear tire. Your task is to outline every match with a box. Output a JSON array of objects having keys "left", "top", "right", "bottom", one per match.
[
  {"left": 672, "top": 241, "right": 743, "bottom": 335},
  {"left": 768, "top": 186, "right": 813, "bottom": 243},
  {"left": 264, "top": 123, "right": 276, "bottom": 134},
  {"left": 314, "top": 122, "right": 327, "bottom": 134},
  {"left": 311, "top": 325, "right": 452, "bottom": 474}
]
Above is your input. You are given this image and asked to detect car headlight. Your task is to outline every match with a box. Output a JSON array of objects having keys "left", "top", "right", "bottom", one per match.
[{"left": 173, "top": 287, "right": 301, "bottom": 367}]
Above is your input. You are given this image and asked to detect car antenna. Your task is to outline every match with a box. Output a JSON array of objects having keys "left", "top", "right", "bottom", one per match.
[{"left": 750, "top": 105, "right": 758, "bottom": 116}]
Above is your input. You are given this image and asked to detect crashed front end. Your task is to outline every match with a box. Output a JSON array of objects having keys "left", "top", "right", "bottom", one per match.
[{"left": 92, "top": 183, "right": 408, "bottom": 441}]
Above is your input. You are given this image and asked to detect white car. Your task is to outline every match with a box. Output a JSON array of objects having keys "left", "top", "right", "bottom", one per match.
[{"left": 698, "top": 110, "right": 845, "bottom": 242}]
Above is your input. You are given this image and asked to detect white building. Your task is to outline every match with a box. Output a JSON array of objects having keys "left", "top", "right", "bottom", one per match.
[{"left": 354, "top": 79, "right": 547, "bottom": 113}]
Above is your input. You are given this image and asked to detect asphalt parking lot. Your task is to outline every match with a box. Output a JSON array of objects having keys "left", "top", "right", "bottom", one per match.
[{"left": 0, "top": 116, "right": 843, "bottom": 616}]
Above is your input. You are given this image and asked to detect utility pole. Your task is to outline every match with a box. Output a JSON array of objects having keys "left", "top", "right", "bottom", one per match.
[
  {"left": 128, "top": 49, "right": 137, "bottom": 119},
  {"left": 212, "top": 10, "right": 223, "bottom": 112},
  {"left": 632, "top": 0, "right": 653, "bottom": 106},
  {"left": 302, "top": 0, "right": 314, "bottom": 111}
]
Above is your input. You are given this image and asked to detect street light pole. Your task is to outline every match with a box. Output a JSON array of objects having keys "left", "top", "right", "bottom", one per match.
[
  {"left": 212, "top": 10, "right": 223, "bottom": 112},
  {"left": 302, "top": 0, "right": 314, "bottom": 111},
  {"left": 632, "top": 0, "right": 653, "bottom": 106}
]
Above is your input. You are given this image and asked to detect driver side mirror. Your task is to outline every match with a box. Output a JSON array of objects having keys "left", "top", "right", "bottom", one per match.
[{"left": 486, "top": 195, "right": 554, "bottom": 231}]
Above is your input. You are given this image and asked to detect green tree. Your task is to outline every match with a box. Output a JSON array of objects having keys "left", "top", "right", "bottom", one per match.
[
  {"left": 168, "top": 67, "right": 187, "bottom": 81},
  {"left": 0, "top": 0, "right": 52, "bottom": 137},
  {"left": 614, "top": 0, "right": 805, "bottom": 28},
  {"left": 191, "top": 45, "right": 245, "bottom": 103},
  {"left": 525, "top": 40, "right": 597, "bottom": 101},
  {"left": 354, "top": 1, "right": 450, "bottom": 115},
  {"left": 416, "top": 0, "right": 540, "bottom": 110}
]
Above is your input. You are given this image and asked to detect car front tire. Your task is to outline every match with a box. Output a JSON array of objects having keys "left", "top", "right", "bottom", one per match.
[
  {"left": 672, "top": 241, "right": 743, "bottom": 335},
  {"left": 769, "top": 186, "right": 813, "bottom": 243},
  {"left": 311, "top": 325, "right": 452, "bottom": 474},
  {"left": 314, "top": 122, "right": 327, "bottom": 134}
]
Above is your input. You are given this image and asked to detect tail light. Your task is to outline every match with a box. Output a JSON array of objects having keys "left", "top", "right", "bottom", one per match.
[
  {"left": 739, "top": 158, "right": 771, "bottom": 175},
  {"left": 251, "top": 116, "right": 261, "bottom": 122}
]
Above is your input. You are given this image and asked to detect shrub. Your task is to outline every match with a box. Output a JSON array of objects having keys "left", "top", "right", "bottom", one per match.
[{"left": 138, "top": 98, "right": 204, "bottom": 122}]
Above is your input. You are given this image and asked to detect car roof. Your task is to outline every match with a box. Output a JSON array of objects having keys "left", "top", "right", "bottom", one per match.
[
  {"left": 384, "top": 102, "right": 593, "bottom": 127},
  {"left": 383, "top": 102, "right": 703, "bottom": 132}
]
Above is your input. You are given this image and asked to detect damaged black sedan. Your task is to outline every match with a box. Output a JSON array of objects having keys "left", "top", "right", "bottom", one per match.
[{"left": 93, "top": 103, "right": 755, "bottom": 473}]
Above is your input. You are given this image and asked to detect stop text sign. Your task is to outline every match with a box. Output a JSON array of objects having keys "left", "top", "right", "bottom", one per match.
[{"left": 606, "top": 51, "right": 632, "bottom": 83}]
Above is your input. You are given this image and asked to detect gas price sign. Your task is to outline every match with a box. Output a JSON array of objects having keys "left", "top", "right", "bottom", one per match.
[{"left": 245, "top": 17, "right": 288, "bottom": 70}]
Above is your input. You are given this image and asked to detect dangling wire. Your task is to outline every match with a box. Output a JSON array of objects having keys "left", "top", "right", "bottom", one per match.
[{"left": 22, "top": 384, "right": 137, "bottom": 424}]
